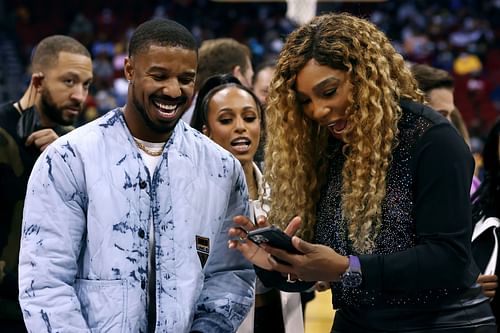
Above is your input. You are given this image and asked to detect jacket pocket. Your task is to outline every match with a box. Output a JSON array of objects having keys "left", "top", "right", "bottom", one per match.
[{"left": 75, "top": 279, "right": 127, "bottom": 333}]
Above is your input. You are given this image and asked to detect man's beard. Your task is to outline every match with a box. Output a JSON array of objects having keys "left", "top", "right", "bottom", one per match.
[
  {"left": 131, "top": 87, "right": 184, "bottom": 135},
  {"left": 40, "top": 89, "right": 81, "bottom": 126}
]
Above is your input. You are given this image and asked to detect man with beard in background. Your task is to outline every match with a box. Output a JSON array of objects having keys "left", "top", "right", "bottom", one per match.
[
  {"left": 0, "top": 34, "right": 92, "bottom": 332},
  {"left": 18, "top": 18, "right": 253, "bottom": 333}
]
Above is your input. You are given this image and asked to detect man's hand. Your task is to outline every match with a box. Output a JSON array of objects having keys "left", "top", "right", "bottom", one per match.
[
  {"left": 25, "top": 128, "right": 59, "bottom": 152},
  {"left": 477, "top": 274, "right": 497, "bottom": 299},
  {"left": 16, "top": 72, "right": 43, "bottom": 112}
]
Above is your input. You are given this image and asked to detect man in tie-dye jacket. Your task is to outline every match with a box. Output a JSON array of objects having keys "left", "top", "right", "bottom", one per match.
[{"left": 18, "top": 18, "right": 254, "bottom": 333}]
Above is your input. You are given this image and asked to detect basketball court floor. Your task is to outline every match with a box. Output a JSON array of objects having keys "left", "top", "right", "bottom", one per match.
[{"left": 304, "top": 289, "right": 335, "bottom": 333}]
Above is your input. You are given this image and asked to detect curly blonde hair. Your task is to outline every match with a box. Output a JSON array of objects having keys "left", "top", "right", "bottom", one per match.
[{"left": 264, "top": 13, "right": 424, "bottom": 253}]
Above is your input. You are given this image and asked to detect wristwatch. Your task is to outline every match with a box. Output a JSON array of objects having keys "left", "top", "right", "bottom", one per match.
[{"left": 341, "top": 255, "right": 362, "bottom": 288}]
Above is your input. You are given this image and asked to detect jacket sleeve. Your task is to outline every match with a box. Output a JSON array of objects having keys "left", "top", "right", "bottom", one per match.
[
  {"left": 360, "top": 124, "right": 478, "bottom": 292},
  {"left": 190, "top": 158, "right": 256, "bottom": 333},
  {"left": 18, "top": 143, "right": 91, "bottom": 332}
]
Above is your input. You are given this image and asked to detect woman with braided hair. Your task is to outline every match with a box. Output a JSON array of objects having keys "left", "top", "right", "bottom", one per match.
[{"left": 229, "top": 12, "right": 496, "bottom": 332}]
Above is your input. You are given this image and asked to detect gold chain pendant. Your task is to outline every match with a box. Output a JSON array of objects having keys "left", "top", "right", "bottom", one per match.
[{"left": 134, "top": 139, "right": 164, "bottom": 157}]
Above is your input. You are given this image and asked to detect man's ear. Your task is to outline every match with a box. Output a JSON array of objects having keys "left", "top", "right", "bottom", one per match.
[
  {"left": 232, "top": 65, "right": 251, "bottom": 87},
  {"left": 124, "top": 57, "right": 133, "bottom": 82},
  {"left": 232, "top": 65, "right": 242, "bottom": 81},
  {"left": 32, "top": 72, "right": 44, "bottom": 92},
  {"left": 202, "top": 125, "right": 210, "bottom": 137}
]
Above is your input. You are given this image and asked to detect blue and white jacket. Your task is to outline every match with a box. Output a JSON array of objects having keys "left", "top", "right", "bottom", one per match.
[{"left": 18, "top": 108, "right": 255, "bottom": 333}]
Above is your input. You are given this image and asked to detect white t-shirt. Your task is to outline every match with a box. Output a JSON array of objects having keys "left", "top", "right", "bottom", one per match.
[{"left": 133, "top": 137, "right": 165, "bottom": 326}]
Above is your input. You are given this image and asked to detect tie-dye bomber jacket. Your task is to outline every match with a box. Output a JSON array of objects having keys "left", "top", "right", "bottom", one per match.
[{"left": 18, "top": 108, "right": 255, "bottom": 333}]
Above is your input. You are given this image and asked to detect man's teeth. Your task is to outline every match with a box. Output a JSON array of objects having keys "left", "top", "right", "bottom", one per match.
[{"left": 155, "top": 101, "right": 177, "bottom": 111}]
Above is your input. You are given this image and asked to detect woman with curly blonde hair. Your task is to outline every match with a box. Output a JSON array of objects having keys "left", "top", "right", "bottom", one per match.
[{"left": 229, "top": 12, "right": 496, "bottom": 332}]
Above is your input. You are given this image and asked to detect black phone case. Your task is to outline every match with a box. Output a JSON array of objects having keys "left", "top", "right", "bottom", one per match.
[{"left": 247, "top": 226, "right": 301, "bottom": 254}]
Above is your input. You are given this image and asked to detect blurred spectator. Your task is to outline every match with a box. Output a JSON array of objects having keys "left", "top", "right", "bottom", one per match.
[
  {"left": 411, "top": 62, "right": 482, "bottom": 194},
  {"left": 253, "top": 59, "right": 275, "bottom": 106},
  {"left": 454, "top": 53, "right": 483, "bottom": 75},
  {"left": 411, "top": 63, "right": 455, "bottom": 121},
  {"left": 184, "top": 37, "right": 254, "bottom": 124},
  {"left": 91, "top": 32, "right": 114, "bottom": 59},
  {"left": 68, "top": 13, "right": 93, "bottom": 48},
  {"left": 195, "top": 38, "right": 254, "bottom": 91},
  {"left": 3, "top": 0, "right": 500, "bottom": 137},
  {"left": 92, "top": 50, "right": 114, "bottom": 88},
  {"left": 252, "top": 59, "right": 275, "bottom": 170}
]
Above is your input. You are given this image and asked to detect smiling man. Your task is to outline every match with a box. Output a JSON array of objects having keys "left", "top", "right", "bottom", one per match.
[{"left": 18, "top": 19, "right": 254, "bottom": 333}]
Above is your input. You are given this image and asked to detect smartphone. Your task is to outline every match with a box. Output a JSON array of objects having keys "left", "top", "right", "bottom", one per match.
[{"left": 246, "top": 226, "right": 302, "bottom": 254}]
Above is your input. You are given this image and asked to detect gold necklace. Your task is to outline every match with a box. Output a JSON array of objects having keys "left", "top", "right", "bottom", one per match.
[{"left": 134, "top": 139, "right": 164, "bottom": 157}]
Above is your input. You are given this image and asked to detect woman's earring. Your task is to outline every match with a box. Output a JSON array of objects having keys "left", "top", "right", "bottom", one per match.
[{"left": 202, "top": 125, "right": 210, "bottom": 137}]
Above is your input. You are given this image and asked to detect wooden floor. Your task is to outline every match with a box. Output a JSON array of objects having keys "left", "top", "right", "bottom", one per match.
[{"left": 304, "top": 290, "right": 335, "bottom": 333}]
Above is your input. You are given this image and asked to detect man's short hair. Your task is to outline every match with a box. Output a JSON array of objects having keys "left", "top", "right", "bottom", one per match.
[
  {"left": 31, "top": 35, "right": 90, "bottom": 72},
  {"left": 411, "top": 63, "right": 454, "bottom": 93},
  {"left": 128, "top": 18, "right": 197, "bottom": 57},
  {"left": 196, "top": 38, "right": 251, "bottom": 91}
]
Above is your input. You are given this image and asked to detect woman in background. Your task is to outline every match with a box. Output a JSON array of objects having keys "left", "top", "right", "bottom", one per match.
[{"left": 193, "top": 74, "right": 303, "bottom": 333}]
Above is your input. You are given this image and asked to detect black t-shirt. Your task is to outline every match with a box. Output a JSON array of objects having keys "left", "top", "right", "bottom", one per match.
[
  {"left": 0, "top": 102, "right": 40, "bottom": 254},
  {"left": 0, "top": 102, "right": 70, "bottom": 302}
]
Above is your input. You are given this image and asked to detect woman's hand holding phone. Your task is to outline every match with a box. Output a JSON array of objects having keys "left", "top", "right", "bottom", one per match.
[
  {"left": 229, "top": 215, "right": 349, "bottom": 282},
  {"left": 228, "top": 215, "right": 302, "bottom": 270},
  {"left": 246, "top": 226, "right": 302, "bottom": 256}
]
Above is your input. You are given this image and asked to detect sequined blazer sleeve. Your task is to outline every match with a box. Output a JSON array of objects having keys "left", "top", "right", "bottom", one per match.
[{"left": 359, "top": 123, "right": 478, "bottom": 292}]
